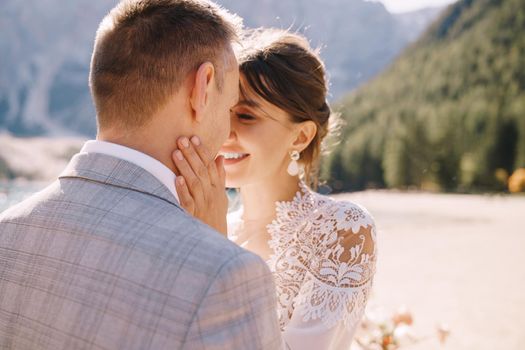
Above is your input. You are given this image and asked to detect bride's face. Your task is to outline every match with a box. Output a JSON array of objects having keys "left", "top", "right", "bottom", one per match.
[{"left": 220, "top": 77, "right": 298, "bottom": 188}]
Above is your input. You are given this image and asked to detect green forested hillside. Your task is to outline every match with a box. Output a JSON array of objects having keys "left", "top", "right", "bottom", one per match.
[{"left": 323, "top": 0, "right": 525, "bottom": 192}]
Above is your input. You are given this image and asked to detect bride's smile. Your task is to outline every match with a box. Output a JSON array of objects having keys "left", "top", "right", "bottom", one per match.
[{"left": 219, "top": 151, "right": 250, "bottom": 165}]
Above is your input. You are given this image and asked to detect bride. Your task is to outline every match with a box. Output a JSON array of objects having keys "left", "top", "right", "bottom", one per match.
[{"left": 172, "top": 28, "right": 377, "bottom": 349}]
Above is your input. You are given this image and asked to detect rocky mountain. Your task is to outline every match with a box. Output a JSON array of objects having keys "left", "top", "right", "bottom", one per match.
[
  {"left": 395, "top": 6, "right": 446, "bottom": 42},
  {"left": 0, "top": 1, "right": 115, "bottom": 136},
  {"left": 0, "top": 0, "right": 443, "bottom": 137}
]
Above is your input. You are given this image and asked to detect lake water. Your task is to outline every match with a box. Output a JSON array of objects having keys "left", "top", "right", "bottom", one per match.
[{"left": 0, "top": 181, "right": 49, "bottom": 213}]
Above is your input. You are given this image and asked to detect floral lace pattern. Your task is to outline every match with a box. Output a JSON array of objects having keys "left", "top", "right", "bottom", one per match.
[{"left": 229, "top": 182, "right": 377, "bottom": 331}]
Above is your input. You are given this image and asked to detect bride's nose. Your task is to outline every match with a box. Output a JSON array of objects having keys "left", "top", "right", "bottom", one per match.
[
  {"left": 226, "top": 127, "right": 237, "bottom": 142},
  {"left": 226, "top": 114, "right": 238, "bottom": 142}
]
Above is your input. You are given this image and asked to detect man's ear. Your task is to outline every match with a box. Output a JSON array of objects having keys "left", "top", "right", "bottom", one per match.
[
  {"left": 292, "top": 120, "right": 317, "bottom": 152},
  {"left": 190, "top": 62, "right": 215, "bottom": 123}
]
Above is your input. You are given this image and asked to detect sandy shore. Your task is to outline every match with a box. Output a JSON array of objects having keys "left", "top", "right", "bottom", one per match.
[{"left": 337, "top": 191, "right": 525, "bottom": 350}]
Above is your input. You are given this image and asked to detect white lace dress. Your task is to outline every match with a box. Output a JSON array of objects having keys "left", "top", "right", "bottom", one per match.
[{"left": 227, "top": 183, "right": 377, "bottom": 350}]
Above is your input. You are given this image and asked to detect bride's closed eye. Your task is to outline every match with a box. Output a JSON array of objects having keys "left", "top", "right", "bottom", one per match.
[{"left": 236, "top": 113, "right": 257, "bottom": 122}]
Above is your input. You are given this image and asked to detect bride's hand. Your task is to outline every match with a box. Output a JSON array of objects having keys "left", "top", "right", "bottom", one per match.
[{"left": 171, "top": 136, "right": 228, "bottom": 236}]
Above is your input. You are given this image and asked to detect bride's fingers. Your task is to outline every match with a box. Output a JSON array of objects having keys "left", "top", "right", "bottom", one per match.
[
  {"left": 216, "top": 155, "right": 226, "bottom": 185},
  {"left": 189, "top": 136, "right": 221, "bottom": 186},
  {"left": 175, "top": 176, "right": 195, "bottom": 214},
  {"left": 172, "top": 149, "right": 204, "bottom": 202},
  {"left": 178, "top": 137, "right": 211, "bottom": 188},
  {"left": 189, "top": 136, "right": 209, "bottom": 164},
  {"left": 207, "top": 156, "right": 220, "bottom": 187},
  {"left": 189, "top": 136, "right": 220, "bottom": 185}
]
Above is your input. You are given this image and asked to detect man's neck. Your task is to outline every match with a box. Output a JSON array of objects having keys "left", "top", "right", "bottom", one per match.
[{"left": 97, "top": 130, "right": 178, "bottom": 174}]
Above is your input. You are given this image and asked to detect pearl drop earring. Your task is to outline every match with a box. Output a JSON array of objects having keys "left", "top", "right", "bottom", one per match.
[{"left": 287, "top": 150, "right": 301, "bottom": 176}]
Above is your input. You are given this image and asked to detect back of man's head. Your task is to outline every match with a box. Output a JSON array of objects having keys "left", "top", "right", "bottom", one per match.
[{"left": 90, "top": 0, "right": 240, "bottom": 131}]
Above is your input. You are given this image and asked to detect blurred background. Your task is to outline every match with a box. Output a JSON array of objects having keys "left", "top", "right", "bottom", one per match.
[{"left": 1, "top": 0, "right": 524, "bottom": 349}]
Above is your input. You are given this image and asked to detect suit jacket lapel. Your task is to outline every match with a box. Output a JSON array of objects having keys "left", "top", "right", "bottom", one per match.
[{"left": 59, "top": 152, "right": 182, "bottom": 210}]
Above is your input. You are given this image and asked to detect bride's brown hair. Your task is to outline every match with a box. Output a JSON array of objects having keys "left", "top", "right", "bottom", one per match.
[{"left": 236, "top": 28, "right": 340, "bottom": 189}]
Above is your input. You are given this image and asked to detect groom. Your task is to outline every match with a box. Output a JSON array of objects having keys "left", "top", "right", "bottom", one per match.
[{"left": 0, "top": 1, "right": 283, "bottom": 349}]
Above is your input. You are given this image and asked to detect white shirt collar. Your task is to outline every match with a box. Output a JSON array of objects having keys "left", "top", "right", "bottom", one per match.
[{"left": 79, "top": 140, "right": 179, "bottom": 204}]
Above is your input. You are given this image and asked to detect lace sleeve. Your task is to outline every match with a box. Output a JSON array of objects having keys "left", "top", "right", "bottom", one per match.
[
  {"left": 265, "top": 186, "right": 378, "bottom": 349},
  {"left": 294, "top": 201, "right": 377, "bottom": 330}
]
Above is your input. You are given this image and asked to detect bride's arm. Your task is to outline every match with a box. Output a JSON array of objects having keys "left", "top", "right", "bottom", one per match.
[{"left": 283, "top": 204, "right": 377, "bottom": 350}]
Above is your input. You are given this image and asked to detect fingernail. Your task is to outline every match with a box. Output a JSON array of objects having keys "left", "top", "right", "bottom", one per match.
[
  {"left": 178, "top": 176, "right": 185, "bottom": 186},
  {"left": 180, "top": 138, "right": 189, "bottom": 148},
  {"left": 191, "top": 136, "right": 200, "bottom": 146},
  {"left": 175, "top": 150, "right": 183, "bottom": 160}
]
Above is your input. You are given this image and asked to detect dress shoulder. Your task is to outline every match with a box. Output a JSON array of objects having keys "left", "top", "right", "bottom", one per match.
[
  {"left": 327, "top": 196, "right": 377, "bottom": 236},
  {"left": 267, "top": 184, "right": 378, "bottom": 330}
]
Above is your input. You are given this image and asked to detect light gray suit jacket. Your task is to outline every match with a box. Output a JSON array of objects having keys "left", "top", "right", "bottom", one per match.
[{"left": 0, "top": 152, "right": 283, "bottom": 349}]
